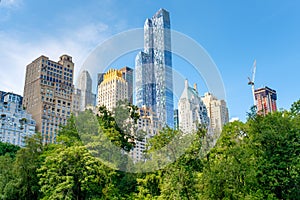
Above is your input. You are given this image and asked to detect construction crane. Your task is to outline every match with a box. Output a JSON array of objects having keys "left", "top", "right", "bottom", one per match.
[{"left": 248, "top": 60, "right": 257, "bottom": 105}]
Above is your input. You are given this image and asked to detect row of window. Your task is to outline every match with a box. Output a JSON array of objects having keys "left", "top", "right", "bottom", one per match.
[
  {"left": 40, "top": 75, "right": 73, "bottom": 84},
  {"left": 42, "top": 61, "right": 73, "bottom": 73}
]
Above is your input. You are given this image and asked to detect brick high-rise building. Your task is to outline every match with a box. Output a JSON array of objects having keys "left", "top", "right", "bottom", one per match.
[
  {"left": 254, "top": 86, "right": 277, "bottom": 115},
  {"left": 23, "top": 55, "right": 74, "bottom": 143}
]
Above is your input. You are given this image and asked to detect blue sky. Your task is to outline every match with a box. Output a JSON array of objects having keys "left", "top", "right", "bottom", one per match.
[{"left": 0, "top": 0, "right": 299, "bottom": 121}]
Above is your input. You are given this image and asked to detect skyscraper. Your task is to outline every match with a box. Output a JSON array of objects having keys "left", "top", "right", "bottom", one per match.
[
  {"left": 120, "top": 66, "right": 134, "bottom": 104},
  {"left": 135, "top": 52, "right": 156, "bottom": 112},
  {"left": 202, "top": 92, "right": 229, "bottom": 135},
  {"left": 178, "top": 80, "right": 209, "bottom": 133},
  {"left": 254, "top": 86, "right": 277, "bottom": 115},
  {"left": 23, "top": 55, "right": 74, "bottom": 143},
  {"left": 77, "top": 70, "right": 96, "bottom": 111},
  {"left": 135, "top": 8, "right": 174, "bottom": 127},
  {"left": 97, "top": 69, "right": 128, "bottom": 111}
]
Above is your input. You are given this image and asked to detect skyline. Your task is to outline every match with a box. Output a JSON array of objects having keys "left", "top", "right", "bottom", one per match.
[{"left": 0, "top": 0, "right": 299, "bottom": 121}]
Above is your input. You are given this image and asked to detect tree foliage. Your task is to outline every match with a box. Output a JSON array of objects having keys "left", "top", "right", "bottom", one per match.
[
  {"left": 0, "top": 142, "right": 20, "bottom": 158},
  {"left": 0, "top": 99, "right": 299, "bottom": 199},
  {"left": 38, "top": 145, "right": 115, "bottom": 200}
]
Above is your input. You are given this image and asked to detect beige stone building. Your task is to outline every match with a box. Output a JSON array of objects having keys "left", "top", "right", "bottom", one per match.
[
  {"left": 71, "top": 88, "right": 81, "bottom": 115},
  {"left": 201, "top": 92, "right": 229, "bottom": 135},
  {"left": 129, "top": 106, "right": 160, "bottom": 163},
  {"left": 97, "top": 69, "right": 128, "bottom": 111},
  {"left": 23, "top": 55, "right": 74, "bottom": 143}
]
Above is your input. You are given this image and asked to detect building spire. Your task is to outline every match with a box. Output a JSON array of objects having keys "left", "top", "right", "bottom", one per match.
[{"left": 185, "top": 79, "right": 189, "bottom": 88}]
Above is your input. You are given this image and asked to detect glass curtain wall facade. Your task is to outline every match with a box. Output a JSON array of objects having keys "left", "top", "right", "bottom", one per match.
[{"left": 135, "top": 8, "right": 174, "bottom": 127}]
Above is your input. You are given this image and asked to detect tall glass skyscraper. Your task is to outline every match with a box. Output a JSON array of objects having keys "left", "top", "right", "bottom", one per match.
[{"left": 135, "top": 8, "right": 174, "bottom": 127}]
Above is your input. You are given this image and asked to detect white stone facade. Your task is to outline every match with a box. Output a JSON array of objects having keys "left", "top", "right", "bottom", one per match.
[
  {"left": 178, "top": 80, "right": 209, "bottom": 134},
  {"left": 0, "top": 98, "right": 36, "bottom": 147}
]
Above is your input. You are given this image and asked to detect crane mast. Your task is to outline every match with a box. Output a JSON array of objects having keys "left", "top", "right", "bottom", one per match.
[{"left": 248, "top": 60, "right": 257, "bottom": 105}]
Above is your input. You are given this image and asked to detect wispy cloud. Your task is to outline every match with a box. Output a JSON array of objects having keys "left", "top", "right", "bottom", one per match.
[
  {"left": 0, "top": 0, "right": 22, "bottom": 8},
  {"left": 0, "top": 0, "right": 23, "bottom": 22},
  {"left": 0, "top": 22, "right": 109, "bottom": 95},
  {"left": 74, "top": 23, "right": 109, "bottom": 43}
]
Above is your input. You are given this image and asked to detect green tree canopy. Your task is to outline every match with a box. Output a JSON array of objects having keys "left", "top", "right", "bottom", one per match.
[{"left": 0, "top": 142, "right": 20, "bottom": 158}]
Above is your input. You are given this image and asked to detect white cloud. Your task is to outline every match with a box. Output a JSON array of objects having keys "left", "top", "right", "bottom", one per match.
[
  {"left": 0, "top": 22, "right": 109, "bottom": 95},
  {"left": 0, "top": 0, "right": 22, "bottom": 8},
  {"left": 229, "top": 117, "right": 240, "bottom": 122}
]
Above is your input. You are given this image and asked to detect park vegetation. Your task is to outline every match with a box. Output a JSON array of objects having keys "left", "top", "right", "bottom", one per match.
[{"left": 0, "top": 100, "right": 299, "bottom": 199}]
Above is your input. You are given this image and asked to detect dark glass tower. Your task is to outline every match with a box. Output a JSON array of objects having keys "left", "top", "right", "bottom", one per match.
[{"left": 135, "top": 8, "right": 174, "bottom": 127}]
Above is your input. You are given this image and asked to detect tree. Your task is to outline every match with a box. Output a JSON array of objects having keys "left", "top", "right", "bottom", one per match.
[
  {"left": 200, "top": 101, "right": 300, "bottom": 200},
  {"left": 199, "top": 121, "right": 262, "bottom": 199},
  {"left": 0, "top": 133, "right": 44, "bottom": 200},
  {"left": 248, "top": 111, "right": 300, "bottom": 199},
  {"left": 38, "top": 145, "right": 115, "bottom": 200},
  {"left": 136, "top": 126, "right": 207, "bottom": 199},
  {"left": 57, "top": 114, "right": 81, "bottom": 147},
  {"left": 98, "top": 105, "right": 135, "bottom": 152},
  {"left": 0, "top": 142, "right": 20, "bottom": 158},
  {"left": 290, "top": 99, "right": 300, "bottom": 116},
  {"left": 0, "top": 154, "right": 15, "bottom": 199}
]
